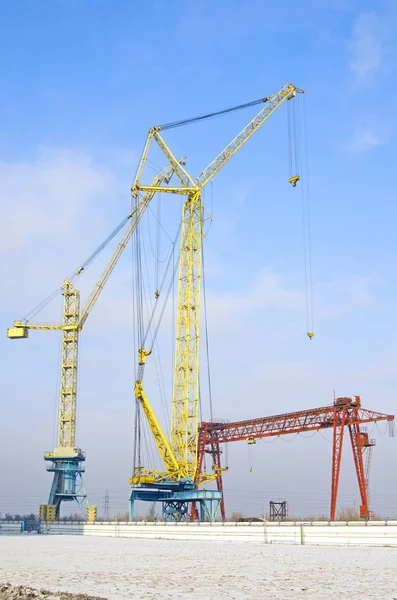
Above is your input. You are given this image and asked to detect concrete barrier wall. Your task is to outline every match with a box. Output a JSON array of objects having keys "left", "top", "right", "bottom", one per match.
[
  {"left": 41, "top": 520, "right": 397, "bottom": 547},
  {"left": 0, "top": 521, "right": 23, "bottom": 534}
]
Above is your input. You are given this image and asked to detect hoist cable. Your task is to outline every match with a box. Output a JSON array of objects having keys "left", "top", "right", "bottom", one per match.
[
  {"left": 298, "top": 95, "right": 314, "bottom": 335},
  {"left": 132, "top": 216, "right": 182, "bottom": 470},
  {"left": 301, "top": 181, "right": 310, "bottom": 334},
  {"left": 23, "top": 210, "right": 133, "bottom": 322},
  {"left": 140, "top": 229, "right": 170, "bottom": 430},
  {"left": 152, "top": 336, "right": 170, "bottom": 434},
  {"left": 302, "top": 96, "right": 314, "bottom": 333},
  {"left": 146, "top": 200, "right": 172, "bottom": 265},
  {"left": 68, "top": 214, "right": 131, "bottom": 282},
  {"left": 148, "top": 202, "right": 174, "bottom": 243},
  {"left": 202, "top": 247, "right": 214, "bottom": 422},
  {"left": 141, "top": 223, "right": 182, "bottom": 350},
  {"left": 287, "top": 101, "right": 293, "bottom": 178},
  {"left": 148, "top": 236, "right": 181, "bottom": 351},
  {"left": 294, "top": 99, "right": 300, "bottom": 175},
  {"left": 288, "top": 93, "right": 314, "bottom": 337},
  {"left": 23, "top": 287, "right": 63, "bottom": 322},
  {"left": 135, "top": 229, "right": 159, "bottom": 471},
  {"left": 198, "top": 377, "right": 203, "bottom": 427},
  {"left": 157, "top": 97, "right": 269, "bottom": 131},
  {"left": 131, "top": 193, "right": 139, "bottom": 475},
  {"left": 156, "top": 194, "right": 161, "bottom": 290}
]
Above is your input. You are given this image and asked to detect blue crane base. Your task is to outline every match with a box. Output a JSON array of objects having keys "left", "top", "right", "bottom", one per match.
[
  {"left": 44, "top": 452, "right": 88, "bottom": 519},
  {"left": 129, "top": 486, "right": 222, "bottom": 522}
]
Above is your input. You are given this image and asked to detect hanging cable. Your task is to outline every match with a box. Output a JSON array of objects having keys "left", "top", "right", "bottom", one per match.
[
  {"left": 131, "top": 215, "right": 182, "bottom": 469},
  {"left": 286, "top": 97, "right": 301, "bottom": 188},
  {"left": 198, "top": 376, "right": 203, "bottom": 426},
  {"left": 158, "top": 97, "right": 270, "bottom": 131},
  {"left": 23, "top": 210, "right": 135, "bottom": 322},
  {"left": 132, "top": 191, "right": 141, "bottom": 476},
  {"left": 141, "top": 223, "right": 182, "bottom": 351},
  {"left": 140, "top": 223, "right": 170, "bottom": 429},
  {"left": 68, "top": 214, "right": 131, "bottom": 282},
  {"left": 156, "top": 194, "right": 161, "bottom": 295},
  {"left": 302, "top": 95, "right": 314, "bottom": 337},
  {"left": 288, "top": 93, "right": 314, "bottom": 339},
  {"left": 202, "top": 246, "right": 214, "bottom": 422}
]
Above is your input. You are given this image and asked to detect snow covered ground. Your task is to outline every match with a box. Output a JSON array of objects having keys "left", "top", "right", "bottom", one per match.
[{"left": 0, "top": 535, "right": 396, "bottom": 599}]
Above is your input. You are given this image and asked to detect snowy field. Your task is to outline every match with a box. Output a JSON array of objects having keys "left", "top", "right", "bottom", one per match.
[{"left": 0, "top": 535, "right": 396, "bottom": 599}]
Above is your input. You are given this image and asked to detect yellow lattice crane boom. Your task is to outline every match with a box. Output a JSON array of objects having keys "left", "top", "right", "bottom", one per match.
[
  {"left": 129, "top": 83, "right": 303, "bottom": 521},
  {"left": 7, "top": 163, "right": 178, "bottom": 517}
]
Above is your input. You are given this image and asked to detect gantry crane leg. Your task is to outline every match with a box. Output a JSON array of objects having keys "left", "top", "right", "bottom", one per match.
[
  {"left": 191, "top": 439, "right": 226, "bottom": 521},
  {"left": 348, "top": 421, "right": 369, "bottom": 518},
  {"left": 190, "top": 428, "right": 207, "bottom": 521},
  {"left": 330, "top": 408, "right": 347, "bottom": 521},
  {"left": 211, "top": 443, "right": 226, "bottom": 521}
]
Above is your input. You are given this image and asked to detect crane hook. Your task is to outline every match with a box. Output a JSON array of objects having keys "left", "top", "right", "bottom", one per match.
[
  {"left": 288, "top": 175, "right": 300, "bottom": 187},
  {"left": 138, "top": 347, "right": 152, "bottom": 365},
  {"left": 307, "top": 332, "right": 314, "bottom": 340}
]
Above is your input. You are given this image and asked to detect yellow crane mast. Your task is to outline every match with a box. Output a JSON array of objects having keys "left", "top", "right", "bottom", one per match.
[
  {"left": 129, "top": 82, "right": 303, "bottom": 521},
  {"left": 7, "top": 163, "right": 178, "bottom": 519}
]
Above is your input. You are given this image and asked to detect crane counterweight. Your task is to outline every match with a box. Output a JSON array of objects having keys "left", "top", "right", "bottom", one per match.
[{"left": 7, "top": 326, "right": 28, "bottom": 338}]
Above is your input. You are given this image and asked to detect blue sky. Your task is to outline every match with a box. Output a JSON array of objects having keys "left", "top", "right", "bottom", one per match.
[{"left": 1, "top": 0, "right": 397, "bottom": 519}]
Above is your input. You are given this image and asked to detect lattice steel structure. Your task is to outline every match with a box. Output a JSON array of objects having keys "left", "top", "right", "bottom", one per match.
[
  {"left": 269, "top": 501, "right": 288, "bottom": 522},
  {"left": 129, "top": 83, "right": 303, "bottom": 520},
  {"left": 197, "top": 396, "right": 394, "bottom": 521},
  {"left": 8, "top": 165, "right": 177, "bottom": 518}
]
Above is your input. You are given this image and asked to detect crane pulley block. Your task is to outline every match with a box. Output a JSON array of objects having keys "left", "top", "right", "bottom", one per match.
[
  {"left": 138, "top": 347, "right": 152, "bottom": 366},
  {"left": 288, "top": 175, "right": 300, "bottom": 187},
  {"left": 212, "top": 465, "right": 229, "bottom": 472}
]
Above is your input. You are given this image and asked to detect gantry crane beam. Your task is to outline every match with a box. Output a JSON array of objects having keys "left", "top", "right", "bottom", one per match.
[
  {"left": 129, "top": 84, "right": 304, "bottom": 505},
  {"left": 196, "top": 396, "right": 394, "bottom": 521},
  {"left": 199, "top": 399, "right": 391, "bottom": 444}
]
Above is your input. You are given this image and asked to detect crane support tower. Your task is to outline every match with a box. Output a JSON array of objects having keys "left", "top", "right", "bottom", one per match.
[
  {"left": 129, "top": 82, "right": 304, "bottom": 521},
  {"left": 197, "top": 396, "right": 394, "bottom": 521},
  {"left": 7, "top": 164, "right": 179, "bottom": 519}
]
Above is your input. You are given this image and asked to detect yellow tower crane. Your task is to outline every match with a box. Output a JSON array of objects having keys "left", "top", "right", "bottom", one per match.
[
  {"left": 7, "top": 163, "right": 179, "bottom": 519},
  {"left": 129, "top": 82, "right": 303, "bottom": 521}
]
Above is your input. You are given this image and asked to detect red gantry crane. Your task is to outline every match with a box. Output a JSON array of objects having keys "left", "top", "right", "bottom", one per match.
[{"left": 196, "top": 396, "right": 394, "bottom": 521}]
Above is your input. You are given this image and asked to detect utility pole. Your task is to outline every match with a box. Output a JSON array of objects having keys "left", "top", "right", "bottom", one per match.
[{"left": 103, "top": 489, "right": 110, "bottom": 521}]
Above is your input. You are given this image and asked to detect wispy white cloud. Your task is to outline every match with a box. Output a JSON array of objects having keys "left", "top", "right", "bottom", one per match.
[
  {"left": 203, "top": 271, "right": 375, "bottom": 337},
  {"left": 0, "top": 148, "right": 116, "bottom": 253},
  {"left": 346, "top": 115, "right": 393, "bottom": 153},
  {"left": 206, "top": 272, "right": 304, "bottom": 333},
  {"left": 349, "top": 13, "right": 386, "bottom": 82},
  {"left": 0, "top": 147, "right": 133, "bottom": 320},
  {"left": 316, "top": 275, "right": 373, "bottom": 319},
  {"left": 350, "top": 129, "right": 384, "bottom": 152}
]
